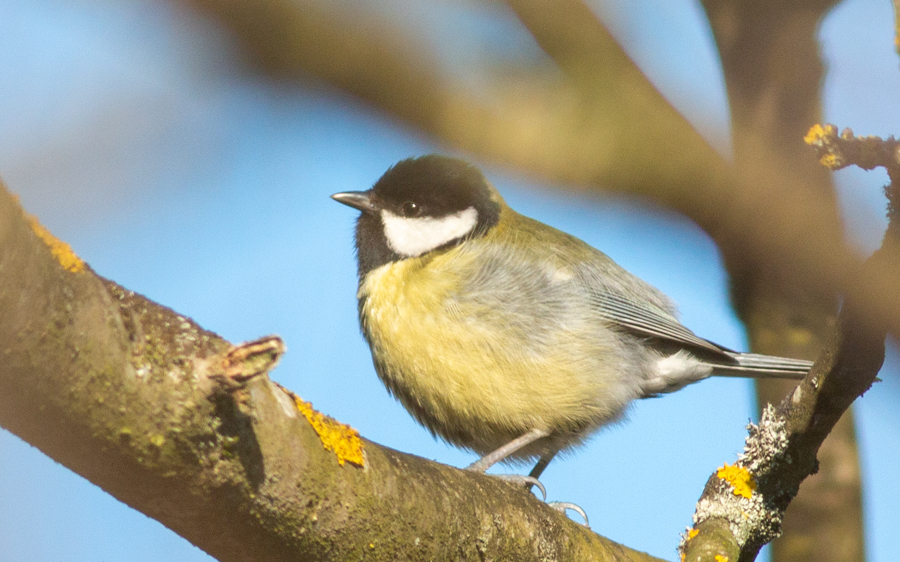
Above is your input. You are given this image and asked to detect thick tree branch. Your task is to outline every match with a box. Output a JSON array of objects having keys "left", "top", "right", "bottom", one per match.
[{"left": 0, "top": 182, "right": 663, "bottom": 561}]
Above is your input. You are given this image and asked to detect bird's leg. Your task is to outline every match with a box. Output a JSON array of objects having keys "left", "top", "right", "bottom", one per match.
[
  {"left": 528, "top": 449, "right": 589, "bottom": 527},
  {"left": 467, "top": 432, "right": 589, "bottom": 525},
  {"left": 528, "top": 450, "right": 557, "bottom": 481},
  {"left": 465, "top": 428, "right": 551, "bottom": 499},
  {"left": 465, "top": 428, "right": 550, "bottom": 472}
]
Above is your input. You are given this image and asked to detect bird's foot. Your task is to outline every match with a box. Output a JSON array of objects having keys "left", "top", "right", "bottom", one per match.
[
  {"left": 478, "top": 473, "right": 590, "bottom": 527},
  {"left": 548, "top": 501, "right": 590, "bottom": 528},
  {"left": 491, "top": 473, "right": 547, "bottom": 501},
  {"left": 468, "top": 470, "right": 589, "bottom": 527}
]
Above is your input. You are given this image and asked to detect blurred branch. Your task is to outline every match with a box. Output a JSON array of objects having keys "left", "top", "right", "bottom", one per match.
[
  {"left": 0, "top": 181, "right": 662, "bottom": 561},
  {"left": 700, "top": 2, "right": 863, "bottom": 561},
  {"left": 179, "top": 0, "right": 900, "bottom": 345},
  {"left": 185, "top": 0, "right": 727, "bottom": 212},
  {"left": 895, "top": 0, "right": 900, "bottom": 62},
  {"left": 168, "top": 7, "right": 884, "bottom": 558},
  {"left": 682, "top": 124, "right": 896, "bottom": 562}
]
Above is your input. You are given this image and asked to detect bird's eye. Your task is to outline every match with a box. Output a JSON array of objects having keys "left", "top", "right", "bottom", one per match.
[{"left": 400, "top": 201, "right": 421, "bottom": 217}]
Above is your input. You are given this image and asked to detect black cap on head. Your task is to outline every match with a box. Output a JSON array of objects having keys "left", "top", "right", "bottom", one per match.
[
  {"left": 372, "top": 155, "right": 498, "bottom": 220},
  {"left": 347, "top": 155, "right": 502, "bottom": 278}
]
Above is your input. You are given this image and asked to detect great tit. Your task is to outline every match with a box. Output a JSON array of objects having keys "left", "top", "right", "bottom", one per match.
[{"left": 332, "top": 155, "right": 812, "bottom": 480}]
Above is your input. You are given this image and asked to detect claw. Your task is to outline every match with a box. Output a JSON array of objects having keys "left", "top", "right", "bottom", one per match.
[
  {"left": 547, "top": 501, "right": 590, "bottom": 528},
  {"left": 493, "top": 474, "right": 547, "bottom": 501},
  {"left": 477, "top": 473, "right": 586, "bottom": 526}
]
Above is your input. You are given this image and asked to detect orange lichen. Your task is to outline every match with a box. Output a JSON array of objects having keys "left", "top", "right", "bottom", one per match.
[
  {"left": 291, "top": 393, "right": 364, "bottom": 467},
  {"left": 26, "top": 213, "right": 85, "bottom": 273},
  {"left": 714, "top": 556, "right": 729, "bottom": 562},
  {"left": 803, "top": 123, "right": 828, "bottom": 146},
  {"left": 680, "top": 526, "right": 699, "bottom": 560},
  {"left": 819, "top": 152, "right": 840, "bottom": 169},
  {"left": 687, "top": 528, "right": 699, "bottom": 540},
  {"left": 717, "top": 463, "right": 756, "bottom": 499}
]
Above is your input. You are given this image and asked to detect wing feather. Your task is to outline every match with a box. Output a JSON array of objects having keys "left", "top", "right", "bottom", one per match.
[{"left": 589, "top": 292, "right": 733, "bottom": 358}]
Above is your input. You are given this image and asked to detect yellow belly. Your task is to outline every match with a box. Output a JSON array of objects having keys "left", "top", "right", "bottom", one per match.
[{"left": 358, "top": 250, "right": 623, "bottom": 455}]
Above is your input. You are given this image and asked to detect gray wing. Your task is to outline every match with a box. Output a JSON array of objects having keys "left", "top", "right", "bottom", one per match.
[
  {"left": 471, "top": 213, "right": 808, "bottom": 376},
  {"left": 587, "top": 283, "right": 811, "bottom": 378},
  {"left": 588, "top": 288, "right": 735, "bottom": 360},
  {"left": 558, "top": 243, "right": 730, "bottom": 358}
]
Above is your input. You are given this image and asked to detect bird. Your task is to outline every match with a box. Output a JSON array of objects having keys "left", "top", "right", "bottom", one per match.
[{"left": 331, "top": 154, "right": 812, "bottom": 484}]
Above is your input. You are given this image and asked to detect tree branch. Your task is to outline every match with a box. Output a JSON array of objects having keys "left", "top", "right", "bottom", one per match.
[
  {"left": 681, "top": 126, "right": 897, "bottom": 560},
  {"left": 681, "top": 254, "right": 885, "bottom": 561},
  {"left": 699, "top": 2, "right": 862, "bottom": 560},
  {"left": 0, "top": 182, "right": 662, "bottom": 561}
]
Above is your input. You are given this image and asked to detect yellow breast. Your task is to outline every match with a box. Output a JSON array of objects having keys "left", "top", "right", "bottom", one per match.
[{"left": 358, "top": 245, "right": 619, "bottom": 453}]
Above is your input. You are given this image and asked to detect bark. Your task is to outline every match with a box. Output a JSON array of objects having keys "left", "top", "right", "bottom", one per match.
[{"left": 0, "top": 182, "right": 662, "bottom": 561}]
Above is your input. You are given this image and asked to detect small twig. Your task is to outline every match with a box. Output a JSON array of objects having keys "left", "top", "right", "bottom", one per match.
[
  {"left": 804, "top": 123, "right": 900, "bottom": 174},
  {"left": 806, "top": 124, "right": 900, "bottom": 238},
  {"left": 211, "top": 335, "right": 286, "bottom": 391}
]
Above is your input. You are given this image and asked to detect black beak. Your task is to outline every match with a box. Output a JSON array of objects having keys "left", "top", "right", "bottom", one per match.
[{"left": 331, "top": 191, "right": 379, "bottom": 214}]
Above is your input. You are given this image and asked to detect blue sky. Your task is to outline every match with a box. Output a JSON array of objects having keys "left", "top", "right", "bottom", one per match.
[{"left": 0, "top": 0, "right": 897, "bottom": 560}]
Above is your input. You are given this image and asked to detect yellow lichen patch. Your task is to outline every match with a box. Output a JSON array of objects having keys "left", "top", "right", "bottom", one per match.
[
  {"left": 688, "top": 528, "right": 699, "bottom": 540},
  {"left": 717, "top": 464, "right": 756, "bottom": 499},
  {"left": 803, "top": 123, "right": 827, "bottom": 146},
  {"left": 819, "top": 152, "right": 840, "bottom": 169},
  {"left": 714, "top": 556, "right": 729, "bottom": 562},
  {"left": 292, "top": 394, "right": 364, "bottom": 467},
  {"left": 803, "top": 124, "right": 845, "bottom": 169},
  {"left": 26, "top": 213, "right": 85, "bottom": 273}
]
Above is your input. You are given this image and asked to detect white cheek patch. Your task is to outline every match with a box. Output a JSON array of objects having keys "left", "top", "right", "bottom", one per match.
[{"left": 381, "top": 207, "right": 478, "bottom": 257}]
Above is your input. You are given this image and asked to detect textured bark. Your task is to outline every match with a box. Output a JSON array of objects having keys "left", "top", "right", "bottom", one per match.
[
  {"left": 682, "top": 289, "right": 884, "bottom": 560},
  {"left": 0, "top": 182, "right": 663, "bottom": 561},
  {"left": 701, "top": 2, "right": 864, "bottom": 561}
]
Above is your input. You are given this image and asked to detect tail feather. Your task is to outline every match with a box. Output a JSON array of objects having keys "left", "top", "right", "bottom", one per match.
[
  {"left": 712, "top": 352, "right": 813, "bottom": 379},
  {"left": 643, "top": 350, "right": 812, "bottom": 398}
]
